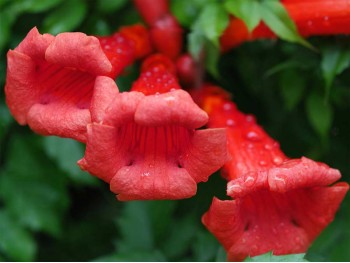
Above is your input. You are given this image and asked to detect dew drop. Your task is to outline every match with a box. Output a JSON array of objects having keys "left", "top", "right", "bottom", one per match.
[
  {"left": 247, "top": 143, "right": 254, "bottom": 149},
  {"left": 145, "top": 71, "right": 151, "bottom": 77},
  {"left": 264, "top": 143, "right": 273, "bottom": 150},
  {"left": 223, "top": 102, "right": 233, "bottom": 111},
  {"left": 246, "top": 114, "right": 255, "bottom": 123},
  {"left": 246, "top": 131, "right": 261, "bottom": 142},
  {"left": 142, "top": 172, "right": 150, "bottom": 177},
  {"left": 324, "top": 16, "right": 329, "bottom": 21},
  {"left": 149, "top": 164, "right": 154, "bottom": 168},
  {"left": 273, "top": 156, "right": 283, "bottom": 165},
  {"left": 170, "top": 88, "right": 176, "bottom": 92},
  {"left": 226, "top": 119, "right": 235, "bottom": 127},
  {"left": 259, "top": 160, "right": 267, "bottom": 166},
  {"left": 155, "top": 92, "right": 160, "bottom": 96},
  {"left": 307, "top": 20, "right": 313, "bottom": 27}
]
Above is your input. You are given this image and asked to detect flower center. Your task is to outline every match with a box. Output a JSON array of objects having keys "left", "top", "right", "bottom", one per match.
[
  {"left": 36, "top": 62, "right": 95, "bottom": 109},
  {"left": 117, "top": 123, "right": 192, "bottom": 167}
]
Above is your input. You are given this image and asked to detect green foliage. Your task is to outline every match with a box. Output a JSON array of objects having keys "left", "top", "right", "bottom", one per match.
[
  {"left": 42, "top": 0, "right": 87, "bottom": 35},
  {"left": 306, "top": 91, "right": 333, "bottom": 139},
  {"left": 321, "top": 44, "right": 350, "bottom": 98},
  {"left": 0, "top": 210, "right": 36, "bottom": 261},
  {"left": 43, "top": 136, "right": 98, "bottom": 185},
  {"left": 246, "top": 252, "right": 308, "bottom": 262},
  {"left": 0, "top": 134, "right": 69, "bottom": 236},
  {"left": 258, "top": 0, "right": 313, "bottom": 49},
  {"left": 225, "top": 0, "right": 261, "bottom": 32}
]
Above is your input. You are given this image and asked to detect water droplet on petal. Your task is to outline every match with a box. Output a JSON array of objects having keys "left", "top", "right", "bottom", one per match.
[
  {"left": 264, "top": 143, "right": 273, "bottom": 150},
  {"left": 246, "top": 114, "right": 256, "bottom": 123},
  {"left": 226, "top": 119, "right": 235, "bottom": 127},
  {"left": 307, "top": 20, "right": 313, "bottom": 26},
  {"left": 273, "top": 156, "right": 283, "bottom": 165},
  {"left": 259, "top": 160, "right": 267, "bottom": 166},
  {"left": 246, "top": 131, "right": 261, "bottom": 142},
  {"left": 223, "top": 102, "right": 233, "bottom": 111},
  {"left": 142, "top": 172, "right": 150, "bottom": 177}
]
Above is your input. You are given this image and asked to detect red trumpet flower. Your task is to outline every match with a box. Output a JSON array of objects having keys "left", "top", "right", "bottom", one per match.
[
  {"left": 5, "top": 27, "right": 113, "bottom": 142},
  {"left": 221, "top": 0, "right": 350, "bottom": 52},
  {"left": 98, "top": 24, "right": 152, "bottom": 77},
  {"left": 133, "top": 0, "right": 183, "bottom": 59},
  {"left": 78, "top": 75, "right": 227, "bottom": 201},
  {"left": 196, "top": 84, "right": 349, "bottom": 261}
]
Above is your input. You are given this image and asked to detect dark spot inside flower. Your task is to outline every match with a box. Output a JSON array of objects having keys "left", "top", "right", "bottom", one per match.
[
  {"left": 244, "top": 222, "right": 250, "bottom": 231},
  {"left": 291, "top": 218, "right": 300, "bottom": 227},
  {"left": 127, "top": 160, "right": 134, "bottom": 166}
]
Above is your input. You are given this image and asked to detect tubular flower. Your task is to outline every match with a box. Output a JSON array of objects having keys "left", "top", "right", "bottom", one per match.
[
  {"left": 220, "top": 0, "right": 350, "bottom": 52},
  {"left": 5, "top": 27, "right": 113, "bottom": 142},
  {"left": 78, "top": 76, "right": 227, "bottom": 201},
  {"left": 197, "top": 84, "right": 349, "bottom": 261},
  {"left": 150, "top": 14, "right": 183, "bottom": 60},
  {"left": 97, "top": 24, "right": 152, "bottom": 78}
]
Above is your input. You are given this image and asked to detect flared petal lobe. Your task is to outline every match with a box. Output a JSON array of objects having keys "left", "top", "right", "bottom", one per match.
[
  {"left": 197, "top": 84, "right": 349, "bottom": 261},
  {"left": 79, "top": 81, "right": 228, "bottom": 200},
  {"left": 5, "top": 27, "right": 113, "bottom": 142},
  {"left": 203, "top": 182, "right": 349, "bottom": 261}
]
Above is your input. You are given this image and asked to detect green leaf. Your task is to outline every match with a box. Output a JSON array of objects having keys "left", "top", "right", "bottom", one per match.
[
  {"left": 225, "top": 0, "right": 261, "bottom": 32},
  {"left": 205, "top": 40, "right": 221, "bottom": 79},
  {"left": 259, "top": 0, "right": 313, "bottom": 49},
  {"left": 321, "top": 45, "right": 350, "bottom": 98},
  {"left": 0, "top": 134, "right": 69, "bottom": 236},
  {"left": 94, "top": 250, "right": 167, "bottom": 262},
  {"left": 148, "top": 200, "right": 177, "bottom": 242},
  {"left": 43, "top": 0, "right": 87, "bottom": 35},
  {"left": 161, "top": 214, "right": 198, "bottom": 259},
  {"left": 215, "top": 246, "right": 227, "bottom": 262},
  {"left": 192, "top": 230, "right": 220, "bottom": 261},
  {"left": 0, "top": 7, "right": 19, "bottom": 52},
  {"left": 199, "top": 3, "right": 229, "bottom": 47},
  {"left": 116, "top": 201, "right": 154, "bottom": 253},
  {"left": 43, "top": 136, "right": 98, "bottom": 185},
  {"left": 12, "top": 0, "right": 63, "bottom": 13},
  {"left": 0, "top": 210, "right": 37, "bottom": 261},
  {"left": 246, "top": 251, "right": 308, "bottom": 262},
  {"left": 170, "top": 0, "right": 202, "bottom": 27},
  {"left": 306, "top": 91, "right": 333, "bottom": 139},
  {"left": 97, "top": 0, "right": 128, "bottom": 14},
  {"left": 0, "top": 103, "right": 13, "bottom": 142},
  {"left": 279, "top": 69, "right": 306, "bottom": 110},
  {"left": 188, "top": 29, "right": 205, "bottom": 61}
]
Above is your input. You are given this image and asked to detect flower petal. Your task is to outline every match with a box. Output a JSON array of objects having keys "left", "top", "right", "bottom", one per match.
[
  {"left": 181, "top": 128, "right": 228, "bottom": 183},
  {"left": 90, "top": 76, "right": 119, "bottom": 123},
  {"left": 27, "top": 102, "right": 90, "bottom": 142},
  {"left": 110, "top": 160, "right": 197, "bottom": 201},
  {"left": 45, "top": 32, "right": 112, "bottom": 75},
  {"left": 5, "top": 50, "right": 39, "bottom": 124},
  {"left": 203, "top": 182, "right": 349, "bottom": 261},
  {"left": 16, "top": 27, "right": 54, "bottom": 61},
  {"left": 78, "top": 124, "right": 127, "bottom": 182},
  {"left": 134, "top": 89, "right": 208, "bottom": 129}
]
